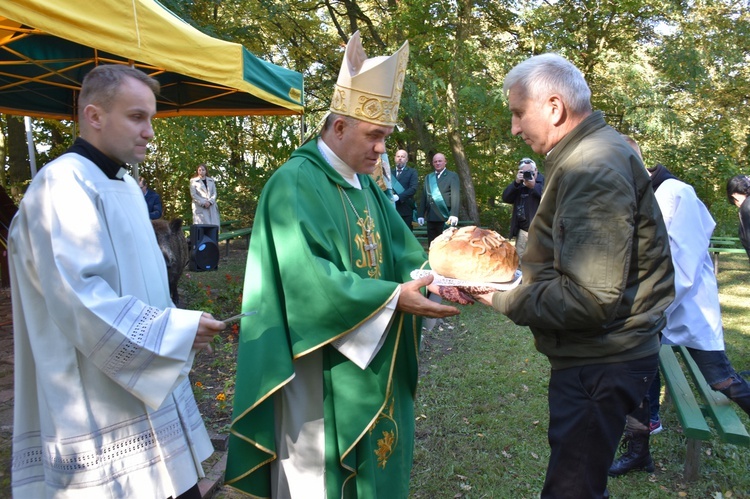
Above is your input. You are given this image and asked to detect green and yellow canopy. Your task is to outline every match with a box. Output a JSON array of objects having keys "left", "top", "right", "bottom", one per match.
[{"left": 0, "top": 0, "right": 304, "bottom": 120}]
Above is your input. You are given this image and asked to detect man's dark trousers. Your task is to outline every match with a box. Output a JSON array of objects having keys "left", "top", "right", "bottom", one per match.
[{"left": 541, "top": 353, "right": 658, "bottom": 499}]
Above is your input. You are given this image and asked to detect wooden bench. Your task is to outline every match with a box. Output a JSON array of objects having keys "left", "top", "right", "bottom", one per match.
[
  {"left": 658, "top": 344, "right": 750, "bottom": 481},
  {"left": 220, "top": 219, "right": 240, "bottom": 229},
  {"left": 217, "top": 227, "right": 252, "bottom": 256},
  {"left": 708, "top": 236, "right": 747, "bottom": 275}
]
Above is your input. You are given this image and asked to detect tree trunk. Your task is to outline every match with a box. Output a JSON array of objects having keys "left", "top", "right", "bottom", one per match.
[
  {"left": 446, "top": 81, "right": 478, "bottom": 223},
  {"left": 402, "top": 113, "right": 436, "bottom": 167},
  {"left": 7, "top": 115, "right": 31, "bottom": 186},
  {"left": 444, "top": 0, "right": 479, "bottom": 224}
]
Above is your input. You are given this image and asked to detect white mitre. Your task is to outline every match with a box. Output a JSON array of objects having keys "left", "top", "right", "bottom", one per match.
[{"left": 329, "top": 31, "right": 409, "bottom": 127}]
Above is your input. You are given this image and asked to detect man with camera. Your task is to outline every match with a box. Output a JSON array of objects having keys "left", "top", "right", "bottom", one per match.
[{"left": 502, "top": 157, "right": 544, "bottom": 261}]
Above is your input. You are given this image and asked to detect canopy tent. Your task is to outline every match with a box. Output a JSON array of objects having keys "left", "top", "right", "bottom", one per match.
[{"left": 0, "top": 0, "right": 304, "bottom": 120}]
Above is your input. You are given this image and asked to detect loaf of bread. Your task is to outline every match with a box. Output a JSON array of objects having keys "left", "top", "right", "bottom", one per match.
[{"left": 429, "top": 226, "right": 518, "bottom": 283}]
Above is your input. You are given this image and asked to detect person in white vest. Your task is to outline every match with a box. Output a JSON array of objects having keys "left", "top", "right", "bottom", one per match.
[
  {"left": 608, "top": 136, "right": 750, "bottom": 477},
  {"left": 8, "top": 64, "right": 225, "bottom": 499}
]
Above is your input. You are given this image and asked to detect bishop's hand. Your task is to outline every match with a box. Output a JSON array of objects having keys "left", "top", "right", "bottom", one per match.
[{"left": 398, "top": 275, "right": 460, "bottom": 318}]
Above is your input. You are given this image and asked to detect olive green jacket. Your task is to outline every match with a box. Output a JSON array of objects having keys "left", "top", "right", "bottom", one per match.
[{"left": 493, "top": 112, "right": 674, "bottom": 369}]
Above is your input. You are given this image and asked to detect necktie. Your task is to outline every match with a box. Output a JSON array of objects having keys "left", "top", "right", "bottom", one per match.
[{"left": 397, "top": 168, "right": 403, "bottom": 177}]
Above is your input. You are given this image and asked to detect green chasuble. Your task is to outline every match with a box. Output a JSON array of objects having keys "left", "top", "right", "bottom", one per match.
[{"left": 226, "top": 139, "right": 428, "bottom": 498}]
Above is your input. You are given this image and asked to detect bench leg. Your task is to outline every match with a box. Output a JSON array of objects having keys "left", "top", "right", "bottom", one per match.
[
  {"left": 225, "top": 239, "right": 230, "bottom": 258},
  {"left": 684, "top": 438, "right": 701, "bottom": 482},
  {"left": 713, "top": 252, "right": 719, "bottom": 276}
]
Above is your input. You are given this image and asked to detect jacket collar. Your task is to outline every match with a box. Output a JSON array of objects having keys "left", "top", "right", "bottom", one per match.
[
  {"left": 647, "top": 163, "right": 678, "bottom": 192},
  {"left": 545, "top": 111, "right": 606, "bottom": 177}
]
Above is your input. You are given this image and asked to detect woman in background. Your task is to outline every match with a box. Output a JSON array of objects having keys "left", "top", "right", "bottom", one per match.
[{"left": 190, "top": 163, "right": 220, "bottom": 227}]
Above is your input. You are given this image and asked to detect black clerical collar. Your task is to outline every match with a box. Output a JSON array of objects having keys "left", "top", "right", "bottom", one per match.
[
  {"left": 647, "top": 163, "right": 678, "bottom": 193},
  {"left": 67, "top": 137, "right": 128, "bottom": 181}
]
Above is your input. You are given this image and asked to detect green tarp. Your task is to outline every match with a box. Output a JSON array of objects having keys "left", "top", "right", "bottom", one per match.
[{"left": 0, "top": 0, "right": 304, "bottom": 119}]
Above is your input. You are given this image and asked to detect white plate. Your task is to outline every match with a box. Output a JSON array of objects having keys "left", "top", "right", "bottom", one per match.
[{"left": 410, "top": 269, "right": 522, "bottom": 291}]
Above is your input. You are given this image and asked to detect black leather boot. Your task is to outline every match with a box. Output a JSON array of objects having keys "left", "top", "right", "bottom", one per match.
[
  {"left": 608, "top": 431, "right": 655, "bottom": 477},
  {"left": 718, "top": 373, "right": 750, "bottom": 417}
]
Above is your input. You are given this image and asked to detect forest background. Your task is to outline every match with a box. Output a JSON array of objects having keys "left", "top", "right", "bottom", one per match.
[{"left": 2, "top": 0, "right": 749, "bottom": 237}]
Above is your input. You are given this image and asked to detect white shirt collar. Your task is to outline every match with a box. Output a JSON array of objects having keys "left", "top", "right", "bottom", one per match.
[{"left": 317, "top": 138, "right": 362, "bottom": 189}]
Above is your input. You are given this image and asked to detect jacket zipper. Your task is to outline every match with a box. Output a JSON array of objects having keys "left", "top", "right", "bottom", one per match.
[{"left": 555, "top": 219, "right": 566, "bottom": 348}]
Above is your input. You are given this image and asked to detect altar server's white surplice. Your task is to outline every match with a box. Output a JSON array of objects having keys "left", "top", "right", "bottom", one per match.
[{"left": 9, "top": 153, "right": 213, "bottom": 498}]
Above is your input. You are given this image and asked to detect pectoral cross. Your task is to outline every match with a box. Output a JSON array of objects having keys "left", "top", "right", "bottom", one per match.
[
  {"left": 356, "top": 210, "right": 381, "bottom": 279},
  {"left": 363, "top": 229, "right": 378, "bottom": 267},
  {"left": 339, "top": 184, "right": 382, "bottom": 279}
]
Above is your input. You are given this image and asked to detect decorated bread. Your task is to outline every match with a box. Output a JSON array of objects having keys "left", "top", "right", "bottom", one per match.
[{"left": 429, "top": 226, "right": 518, "bottom": 283}]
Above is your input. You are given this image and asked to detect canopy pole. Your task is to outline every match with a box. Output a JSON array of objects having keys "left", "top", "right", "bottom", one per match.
[{"left": 24, "top": 117, "right": 38, "bottom": 178}]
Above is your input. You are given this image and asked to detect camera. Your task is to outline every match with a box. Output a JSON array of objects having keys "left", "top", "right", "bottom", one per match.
[{"left": 522, "top": 170, "right": 534, "bottom": 181}]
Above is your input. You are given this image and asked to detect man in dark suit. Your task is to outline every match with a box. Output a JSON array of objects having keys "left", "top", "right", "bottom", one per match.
[
  {"left": 392, "top": 149, "right": 419, "bottom": 231},
  {"left": 418, "top": 152, "right": 460, "bottom": 245}
]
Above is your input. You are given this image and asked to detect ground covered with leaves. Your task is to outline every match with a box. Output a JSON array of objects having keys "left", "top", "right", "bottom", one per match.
[{"left": 180, "top": 247, "right": 247, "bottom": 436}]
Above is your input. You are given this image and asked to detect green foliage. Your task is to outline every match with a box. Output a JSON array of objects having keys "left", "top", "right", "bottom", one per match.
[
  {"left": 4, "top": 0, "right": 750, "bottom": 236},
  {"left": 180, "top": 269, "right": 243, "bottom": 319},
  {"left": 146, "top": 115, "right": 301, "bottom": 226}
]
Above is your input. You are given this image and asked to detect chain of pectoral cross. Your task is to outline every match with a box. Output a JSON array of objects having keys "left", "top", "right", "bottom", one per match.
[{"left": 339, "top": 186, "right": 380, "bottom": 270}]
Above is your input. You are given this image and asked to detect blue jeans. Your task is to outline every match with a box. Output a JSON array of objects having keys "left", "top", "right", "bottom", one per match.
[
  {"left": 650, "top": 348, "right": 750, "bottom": 419},
  {"left": 542, "top": 354, "right": 658, "bottom": 499}
]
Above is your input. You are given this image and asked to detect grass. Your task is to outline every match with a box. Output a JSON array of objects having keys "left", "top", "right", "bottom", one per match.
[
  {"left": 191, "top": 249, "right": 750, "bottom": 499},
  {"left": 410, "top": 253, "right": 750, "bottom": 498}
]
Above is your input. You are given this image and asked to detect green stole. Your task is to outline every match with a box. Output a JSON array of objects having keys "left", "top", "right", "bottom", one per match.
[
  {"left": 392, "top": 172, "right": 405, "bottom": 195},
  {"left": 427, "top": 172, "right": 450, "bottom": 218}
]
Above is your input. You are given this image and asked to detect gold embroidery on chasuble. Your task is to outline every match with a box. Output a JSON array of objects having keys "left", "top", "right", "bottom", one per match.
[
  {"left": 354, "top": 213, "right": 382, "bottom": 279},
  {"left": 370, "top": 391, "right": 399, "bottom": 469},
  {"left": 338, "top": 186, "right": 383, "bottom": 279}
]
